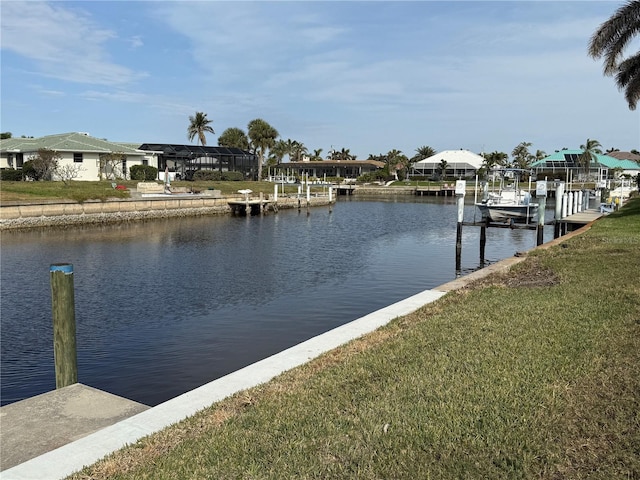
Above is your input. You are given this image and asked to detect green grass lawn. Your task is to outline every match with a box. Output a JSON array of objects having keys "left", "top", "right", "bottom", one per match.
[
  {"left": 68, "top": 198, "right": 640, "bottom": 480},
  {"left": 0, "top": 180, "right": 320, "bottom": 203}
]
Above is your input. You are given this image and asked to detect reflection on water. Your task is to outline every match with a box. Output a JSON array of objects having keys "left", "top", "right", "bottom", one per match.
[{"left": 0, "top": 197, "right": 554, "bottom": 406}]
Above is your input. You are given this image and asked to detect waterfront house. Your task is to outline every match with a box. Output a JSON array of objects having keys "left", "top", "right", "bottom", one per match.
[
  {"left": 530, "top": 150, "right": 640, "bottom": 180},
  {"left": 0, "top": 132, "right": 155, "bottom": 181},
  {"left": 0, "top": 133, "right": 258, "bottom": 181},
  {"left": 274, "top": 159, "right": 385, "bottom": 181},
  {"left": 137, "top": 143, "right": 258, "bottom": 180},
  {"left": 411, "top": 149, "right": 484, "bottom": 178}
]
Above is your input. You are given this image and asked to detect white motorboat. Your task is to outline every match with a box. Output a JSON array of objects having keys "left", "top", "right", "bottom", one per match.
[{"left": 475, "top": 170, "right": 539, "bottom": 223}]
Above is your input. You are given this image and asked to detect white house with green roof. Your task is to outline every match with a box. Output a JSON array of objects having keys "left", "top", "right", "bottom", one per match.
[
  {"left": 0, "top": 132, "right": 158, "bottom": 181},
  {"left": 530, "top": 149, "right": 640, "bottom": 179}
]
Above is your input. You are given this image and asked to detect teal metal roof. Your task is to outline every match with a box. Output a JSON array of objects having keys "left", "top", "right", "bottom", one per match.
[
  {"left": 531, "top": 149, "right": 640, "bottom": 170},
  {"left": 0, "top": 133, "right": 144, "bottom": 156}
]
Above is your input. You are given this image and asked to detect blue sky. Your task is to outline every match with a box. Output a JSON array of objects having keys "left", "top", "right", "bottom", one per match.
[{"left": 1, "top": 1, "right": 638, "bottom": 160}]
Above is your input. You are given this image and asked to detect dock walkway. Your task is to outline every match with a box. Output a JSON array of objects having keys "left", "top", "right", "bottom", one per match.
[{"left": 562, "top": 208, "right": 604, "bottom": 225}]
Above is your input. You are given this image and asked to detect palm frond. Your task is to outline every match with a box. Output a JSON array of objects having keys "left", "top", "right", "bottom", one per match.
[
  {"left": 620, "top": 65, "right": 640, "bottom": 110},
  {"left": 588, "top": 1, "right": 640, "bottom": 74},
  {"left": 615, "top": 52, "right": 640, "bottom": 86}
]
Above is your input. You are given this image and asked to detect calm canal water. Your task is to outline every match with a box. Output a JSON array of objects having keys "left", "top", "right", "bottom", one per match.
[{"left": 0, "top": 197, "right": 554, "bottom": 407}]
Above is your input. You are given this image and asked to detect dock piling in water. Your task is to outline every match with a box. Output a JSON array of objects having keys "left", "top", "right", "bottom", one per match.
[
  {"left": 455, "top": 180, "right": 466, "bottom": 272},
  {"left": 50, "top": 263, "right": 78, "bottom": 389},
  {"left": 554, "top": 182, "right": 565, "bottom": 239},
  {"left": 536, "top": 180, "right": 547, "bottom": 246}
]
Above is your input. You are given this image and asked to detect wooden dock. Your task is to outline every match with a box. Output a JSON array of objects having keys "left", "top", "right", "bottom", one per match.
[
  {"left": 415, "top": 185, "right": 457, "bottom": 196},
  {"left": 227, "top": 199, "right": 274, "bottom": 215},
  {"left": 561, "top": 209, "right": 604, "bottom": 225},
  {"left": 334, "top": 185, "right": 356, "bottom": 195}
]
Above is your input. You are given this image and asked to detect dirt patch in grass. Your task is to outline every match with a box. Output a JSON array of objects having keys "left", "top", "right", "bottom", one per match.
[{"left": 461, "top": 256, "right": 561, "bottom": 291}]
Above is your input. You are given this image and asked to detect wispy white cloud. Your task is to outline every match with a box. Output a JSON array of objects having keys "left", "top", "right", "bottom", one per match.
[
  {"left": 0, "top": 1, "right": 145, "bottom": 86},
  {"left": 129, "top": 35, "right": 144, "bottom": 49},
  {"left": 1, "top": 1, "right": 636, "bottom": 155}
]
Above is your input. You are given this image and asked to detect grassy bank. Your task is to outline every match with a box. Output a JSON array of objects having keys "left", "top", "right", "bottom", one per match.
[
  {"left": 69, "top": 199, "right": 639, "bottom": 479},
  {"left": 0, "top": 180, "right": 322, "bottom": 204}
]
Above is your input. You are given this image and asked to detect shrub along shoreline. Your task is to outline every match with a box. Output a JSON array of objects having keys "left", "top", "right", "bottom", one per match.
[{"left": 66, "top": 199, "right": 640, "bottom": 480}]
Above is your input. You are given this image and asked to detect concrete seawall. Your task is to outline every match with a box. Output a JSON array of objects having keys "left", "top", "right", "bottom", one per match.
[{"left": 0, "top": 195, "right": 333, "bottom": 230}]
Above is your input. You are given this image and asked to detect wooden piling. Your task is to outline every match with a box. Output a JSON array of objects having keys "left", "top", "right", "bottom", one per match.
[
  {"left": 455, "top": 181, "right": 466, "bottom": 272},
  {"left": 536, "top": 180, "right": 547, "bottom": 246},
  {"left": 479, "top": 219, "right": 487, "bottom": 264},
  {"left": 328, "top": 186, "right": 333, "bottom": 213},
  {"left": 537, "top": 197, "right": 546, "bottom": 246},
  {"left": 50, "top": 263, "right": 78, "bottom": 389},
  {"left": 554, "top": 182, "right": 565, "bottom": 239}
]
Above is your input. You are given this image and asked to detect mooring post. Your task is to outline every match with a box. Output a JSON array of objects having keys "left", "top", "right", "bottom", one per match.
[
  {"left": 479, "top": 219, "right": 487, "bottom": 265},
  {"left": 536, "top": 180, "right": 547, "bottom": 246},
  {"left": 561, "top": 191, "right": 568, "bottom": 236},
  {"left": 567, "top": 191, "right": 574, "bottom": 216},
  {"left": 577, "top": 190, "right": 583, "bottom": 213},
  {"left": 554, "top": 181, "right": 565, "bottom": 238},
  {"left": 328, "top": 185, "right": 333, "bottom": 213},
  {"left": 50, "top": 263, "right": 78, "bottom": 389},
  {"left": 455, "top": 180, "right": 466, "bottom": 272},
  {"left": 583, "top": 189, "right": 590, "bottom": 210}
]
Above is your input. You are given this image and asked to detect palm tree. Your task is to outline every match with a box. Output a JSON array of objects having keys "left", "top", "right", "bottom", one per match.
[
  {"left": 187, "top": 112, "right": 214, "bottom": 146},
  {"left": 579, "top": 138, "right": 603, "bottom": 177},
  {"left": 410, "top": 145, "right": 436, "bottom": 176},
  {"left": 330, "top": 148, "right": 352, "bottom": 160},
  {"left": 247, "top": 118, "right": 279, "bottom": 180},
  {"left": 437, "top": 159, "right": 449, "bottom": 179},
  {"left": 482, "top": 151, "right": 509, "bottom": 171},
  {"left": 341, "top": 148, "right": 353, "bottom": 160},
  {"left": 217, "top": 127, "right": 249, "bottom": 150},
  {"left": 412, "top": 145, "right": 436, "bottom": 161},
  {"left": 588, "top": 1, "right": 640, "bottom": 110},
  {"left": 511, "top": 142, "right": 534, "bottom": 170},
  {"left": 311, "top": 148, "right": 323, "bottom": 161},
  {"left": 269, "top": 139, "right": 289, "bottom": 164},
  {"left": 291, "top": 141, "right": 307, "bottom": 162},
  {"left": 535, "top": 149, "right": 547, "bottom": 162},
  {"left": 385, "top": 149, "right": 403, "bottom": 180}
]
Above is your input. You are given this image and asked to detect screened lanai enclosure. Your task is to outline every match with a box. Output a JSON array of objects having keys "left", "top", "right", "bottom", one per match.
[{"left": 138, "top": 144, "right": 258, "bottom": 180}]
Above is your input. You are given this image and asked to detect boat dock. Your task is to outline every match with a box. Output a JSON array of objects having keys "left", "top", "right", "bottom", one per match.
[
  {"left": 416, "top": 184, "right": 457, "bottom": 196},
  {"left": 0, "top": 384, "right": 149, "bottom": 472},
  {"left": 561, "top": 208, "right": 605, "bottom": 227},
  {"left": 227, "top": 199, "right": 274, "bottom": 215}
]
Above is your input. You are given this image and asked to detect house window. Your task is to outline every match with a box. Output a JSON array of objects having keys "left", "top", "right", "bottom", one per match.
[
  {"left": 142, "top": 159, "right": 148, "bottom": 166},
  {"left": 7, "top": 153, "right": 13, "bottom": 167},
  {"left": 73, "top": 153, "right": 83, "bottom": 163}
]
